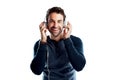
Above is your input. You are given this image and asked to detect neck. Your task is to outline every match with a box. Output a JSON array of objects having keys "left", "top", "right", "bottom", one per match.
[{"left": 50, "top": 34, "right": 63, "bottom": 42}]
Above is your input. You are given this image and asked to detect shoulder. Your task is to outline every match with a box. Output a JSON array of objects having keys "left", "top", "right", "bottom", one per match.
[
  {"left": 34, "top": 40, "right": 40, "bottom": 46},
  {"left": 34, "top": 40, "right": 40, "bottom": 50},
  {"left": 70, "top": 35, "right": 82, "bottom": 42},
  {"left": 33, "top": 40, "right": 40, "bottom": 56},
  {"left": 70, "top": 35, "right": 83, "bottom": 46}
]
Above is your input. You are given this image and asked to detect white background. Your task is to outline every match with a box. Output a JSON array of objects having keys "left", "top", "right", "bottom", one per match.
[{"left": 0, "top": 0, "right": 120, "bottom": 80}]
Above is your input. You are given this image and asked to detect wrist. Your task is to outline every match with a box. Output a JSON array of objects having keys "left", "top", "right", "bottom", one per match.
[
  {"left": 64, "top": 35, "right": 70, "bottom": 39},
  {"left": 40, "top": 39, "right": 47, "bottom": 44},
  {"left": 40, "top": 41, "right": 47, "bottom": 44}
]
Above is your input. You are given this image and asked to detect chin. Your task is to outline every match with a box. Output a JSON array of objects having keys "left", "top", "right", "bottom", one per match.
[
  {"left": 52, "top": 33, "right": 61, "bottom": 37},
  {"left": 50, "top": 30, "right": 62, "bottom": 37},
  {"left": 52, "top": 34, "right": 60, "bottom": 37}
]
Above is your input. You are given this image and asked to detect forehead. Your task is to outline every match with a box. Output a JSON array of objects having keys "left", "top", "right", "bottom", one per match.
[{"left": 48, "top": 12, "right": 64, "bottom": 20}]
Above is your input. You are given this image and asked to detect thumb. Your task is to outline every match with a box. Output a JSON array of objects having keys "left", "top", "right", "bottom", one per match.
[{"left": 64, "top": 28, "right": 68, "bottom": 34}]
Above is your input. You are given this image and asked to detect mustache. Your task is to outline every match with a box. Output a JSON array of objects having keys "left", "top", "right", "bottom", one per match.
[
  {"left": 50, "top": 26, "right": 65, "bottom": 31},
  {"left": 51, "top": 26, "right": 57, "bottom": 29},
  {"left": 51, "top": 26, "right": 56, "bottom": 28},
  {"left": 51, "top": 26, "right": 64, "bottom": 29}
]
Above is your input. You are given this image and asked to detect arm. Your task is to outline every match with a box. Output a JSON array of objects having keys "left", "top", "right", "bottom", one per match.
[
  {"left": 30, "top": 40, "right": 47, "bottom": 75},
  {"left": 64, "top": 36, "right": 86, "bottom": 71},
  {"left": 30, "top": 22, "right": 48, "bottom": 75}
]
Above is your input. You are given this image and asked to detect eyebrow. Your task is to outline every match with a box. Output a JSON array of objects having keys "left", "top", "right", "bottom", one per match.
[
  {"left": 58, "top": 20, "right": 62, "bottom": 22},
  {"left": 49, "top": 19, "right": 63, "bottom": 22}
]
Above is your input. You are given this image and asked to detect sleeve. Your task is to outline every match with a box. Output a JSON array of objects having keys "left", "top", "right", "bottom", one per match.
[
  {"left": 64, "top": 36, "right": 86, "bottom": 71},
  {"left": 30, "top": 40, "right": 47, "bottom": 75}
]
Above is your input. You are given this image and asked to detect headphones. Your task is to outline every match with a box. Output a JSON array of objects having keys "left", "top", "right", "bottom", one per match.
[{"left": 64, "top": 19, "right": 67, "bottom": 27}]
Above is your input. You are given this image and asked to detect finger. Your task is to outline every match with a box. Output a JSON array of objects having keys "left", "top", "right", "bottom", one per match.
[
  {"left": 67, "top": 21, "right": 72, "bottom": 31},
  {"left": 67, "top": 21, "right": 71, "bottom": 27},
  {"left": 41, "top": 28, "right": 46, "bottom": 35},
  {"left": 39, "top": 22, "right": 44, "bottom": 27},
  {"left": 63, "top": 28, "right": 68, "bottom": 34},
  {"left": 41, "top": 27, "right": 47, "bottom": 32},
  {"left": 39, "top": 21, "right": 46, "bottom": 27},
  {"left": 39, "top": 22, "right": 46, "bottom": 30},
  {"left": 65, "top": 28, "right": 68, "bottom": 33}
]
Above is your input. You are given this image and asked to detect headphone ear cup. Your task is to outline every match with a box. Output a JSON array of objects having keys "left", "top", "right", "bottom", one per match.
[
  {"left": 64, "top": 20, "right": 67, "bottom": 27},
  {"left": 44, "top": 17, "right": 47, "bottom": 27},
  {"left": 45, "top": 22, "right": 48, "bottom": 27}
]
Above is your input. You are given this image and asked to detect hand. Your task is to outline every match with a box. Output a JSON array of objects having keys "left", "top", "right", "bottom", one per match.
[
  {"left": 39, "top": 22, "right": 48, "bottom": 43},
  {"left": 63, "top": 21, "right": 72, "bottom": 39}
]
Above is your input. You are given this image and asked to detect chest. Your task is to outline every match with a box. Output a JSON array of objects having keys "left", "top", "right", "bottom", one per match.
[{"left": 46, "top": 40, "right": 69, "bottom": 68}]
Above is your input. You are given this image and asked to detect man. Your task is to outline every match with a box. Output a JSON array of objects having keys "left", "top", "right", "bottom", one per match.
[{"left": 30, "top": 6, "right": 86, "bottom": 80}]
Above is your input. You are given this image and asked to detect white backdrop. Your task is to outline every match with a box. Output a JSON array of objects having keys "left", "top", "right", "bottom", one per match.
[{"left": 0, "top": 0, "right": 120, "bottom": 80}]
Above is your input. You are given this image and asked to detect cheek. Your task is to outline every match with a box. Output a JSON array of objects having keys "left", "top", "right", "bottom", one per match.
[
  {"left": 48, "top": 24, "right": 54, "bottom": 29},
  {"left": 47, "top": 26, "right": 51, "bottom": 30},
  {"left": 59, "top": 23, "right": 63, "bottom": 27},
  {"left": 47, "top": 23, "right": 53, "bottom": 28},
  {"left": 48, "top": 22, "right": 54, "bottom": 26},
  {"left": 60, "top": 24, "right": 64, "bottom": 29},
  {"left": 61, "top": 24, "right": 64, "bottom": 27}
]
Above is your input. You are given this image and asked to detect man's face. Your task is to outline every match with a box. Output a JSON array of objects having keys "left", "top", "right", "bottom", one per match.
[{"left": 47, "top": 12, "right": 64, "bottom": 37}]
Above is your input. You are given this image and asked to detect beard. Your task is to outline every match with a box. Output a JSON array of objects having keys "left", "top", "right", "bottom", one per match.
[{"left": 49, "top": 26, "right": 63, "bottom": 37}]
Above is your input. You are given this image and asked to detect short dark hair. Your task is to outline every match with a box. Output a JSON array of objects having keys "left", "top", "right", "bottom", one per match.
[{"left": 46, "top": 6, "right": 66, "bottom": 23}]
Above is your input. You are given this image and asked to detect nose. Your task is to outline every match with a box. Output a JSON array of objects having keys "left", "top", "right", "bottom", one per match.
[{"left": 54, "top": 22, "right": 58, "bottom": 27}]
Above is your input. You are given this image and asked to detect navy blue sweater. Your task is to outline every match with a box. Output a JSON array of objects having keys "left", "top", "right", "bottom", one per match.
[{"left": 30, "top": 35, "right": 86, "bottom": 80}]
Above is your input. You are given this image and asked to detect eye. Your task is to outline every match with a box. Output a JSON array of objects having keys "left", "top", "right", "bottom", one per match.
[
  {"left": 49, "top": 19, "right": 54, "bottom": 23},
  {"left": 58, "top": 20, "right": 62, "bottom": 24}
]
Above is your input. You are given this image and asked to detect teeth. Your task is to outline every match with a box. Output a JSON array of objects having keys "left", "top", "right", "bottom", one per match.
[{"left": 52, "top": 29, "right": 58, "bottom": 31}]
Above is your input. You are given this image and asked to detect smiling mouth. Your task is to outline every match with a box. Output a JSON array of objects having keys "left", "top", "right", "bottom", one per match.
[
  {"left": 51, "top": 28, "right": 58, "bottom": 32},
  {"left": 52, "top": 29, "right": 58, "bottom": 32}
]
